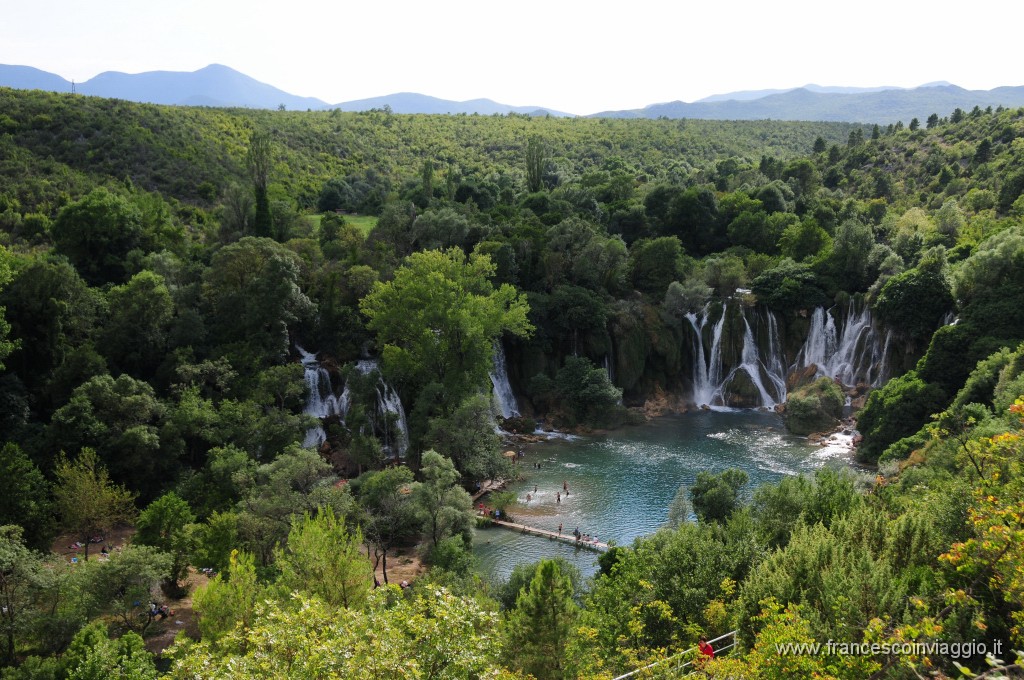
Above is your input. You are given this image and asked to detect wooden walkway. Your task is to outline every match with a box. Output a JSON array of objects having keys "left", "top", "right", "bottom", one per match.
[
  {"left": 489, "top": 519, "right": 609, "bottom": 551},
  {"left": 471, "top": 479, "right": 505, "bottom": 502}
]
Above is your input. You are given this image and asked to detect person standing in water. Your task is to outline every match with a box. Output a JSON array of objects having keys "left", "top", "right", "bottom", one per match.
[{"left": 556, "top": 492, "right": 561, "bottom": 504}]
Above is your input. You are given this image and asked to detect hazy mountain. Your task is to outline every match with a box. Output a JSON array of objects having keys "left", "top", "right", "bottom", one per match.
[
  {"left": 0, "top": 64, "right": 73, "bottom": 92},
  {"left": 697, "top": 84, "right": 906, "bottom": 103},
  {"left": 593, "top": 85, "right": 1024, "bottom": 123},
  {"left": 0, "top": 63, "right": 329, "bottom": 109},
  {"left": 2, "top": 63, "right": 1022, "bottom": 123},
  {"left": 76, "top": 64, "right": 331, "bottom": 109},
  {"left": 331, "top": 92, "right": 571, "bottom": 117}
]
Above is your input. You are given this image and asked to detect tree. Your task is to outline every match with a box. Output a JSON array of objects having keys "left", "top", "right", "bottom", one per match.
[
  {"left": 690, "top": 468, "right": 748, "bottom": 523},
  {"left": 411, "top": 451, "right": 474, "bottom": 549},
  {"left": 0, "top": 245, "right": 15, "bottom": 372},
  {"left": 247, "top": 131, "right": 274, "bottom": 238},
  {"left": 426, "top": 394, "right": 509, "bottom": 484},
  {"left": 101, "top": 271, "right": 174, "bottom": 379},
  {"left": 80, "top": 545, "right": 172, "bottom": 635},
  {"left": 134, "top": 493, "right": 195, "bottom": 594},
  {"left": 503, "top": 560, "right": 579, "bottom": 679},
  {"left": 48, "top": 374, "right": 166, "bottom": 500},
  {"left": 354, "top": 466, "right": 418, "bottom": 585},
  {"left": 360, "top": 248, "right": 532, "bottom": 416},
  {"left": 202, "top": 236, "right": 314, "bottom": 365},
  {"left": 53, "top": 448, "right": 137, "bottom": 561},
  {"left": 526, "top": 136, "right": 546, "bottom": 193},
  {"left": 63, "top": 621, "right": 158, "bottom": 680},
  {"left": 778, "top": 218, "right": 830, "bottom": 262},
  {"left": 172, "top": 587, "right": 509, "bottom": 678},
  {"left": 0, "top": 526, "right": 46, "bottom": 665},
  {"left": 874, "top": 253, "right": 954, "bottom": 347},
  {"left": 50, "top": 188, "right": 144, "bottom": 285},
  {"left": 0, "top": 443, "right": 53, "bottom": 549},
  {"left": 628, "top": 236, "right": 685, "bottom": 297},
  {"left": 191, "top": 549, "right": 264, "bottom": 644},
  {"left": 273, "top": 507, "right": 373, "bottom": 610}
]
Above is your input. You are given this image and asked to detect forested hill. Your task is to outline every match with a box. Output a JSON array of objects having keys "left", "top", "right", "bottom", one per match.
[
  {"left": 2, "top": 86, "right": 1024, "bottom": 678},
  {"left": 0, "top": 87, "right": 862, "bottom": 210}
]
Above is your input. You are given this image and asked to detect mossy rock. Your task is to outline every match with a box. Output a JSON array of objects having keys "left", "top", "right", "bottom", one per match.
[{"left": 781, "top": 377, "right": 844, "bottom": 435}]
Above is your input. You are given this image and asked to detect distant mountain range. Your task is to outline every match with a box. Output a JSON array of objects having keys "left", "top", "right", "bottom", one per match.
[
  {"left": 3, "top": 63, "right": 1024, "bottom": 123},
  {"left": 0, "top": 64, "right": 569, "bottom": 116},
  {"left": 592, "top": 84, "right": 1024, "bottom": 123}
]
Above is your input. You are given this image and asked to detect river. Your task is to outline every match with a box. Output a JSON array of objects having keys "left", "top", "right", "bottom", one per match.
[{"left": 473, "top": 409, "right": 853, "bottom": 583}]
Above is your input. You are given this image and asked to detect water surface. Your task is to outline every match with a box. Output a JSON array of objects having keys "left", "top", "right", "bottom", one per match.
[{"left": 473, "top": 410, "right": 851, "bottom": 583}]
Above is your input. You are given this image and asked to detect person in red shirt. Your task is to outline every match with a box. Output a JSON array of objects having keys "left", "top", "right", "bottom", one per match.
[{"left": 697, "top": 635, "right": 714, "bottom": 661}]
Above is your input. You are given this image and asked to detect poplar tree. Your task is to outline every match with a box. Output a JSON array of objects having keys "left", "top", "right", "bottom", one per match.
[{"left": 247, "top": 130, "right": 274, "bottom": 238}]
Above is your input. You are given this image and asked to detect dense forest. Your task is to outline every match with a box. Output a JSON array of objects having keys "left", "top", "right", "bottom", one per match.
[{"left": 1, "top": 87, "right": 1023, "bottom": 678}]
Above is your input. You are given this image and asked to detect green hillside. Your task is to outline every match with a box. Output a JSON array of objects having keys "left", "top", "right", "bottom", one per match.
[{"left": 0, "top": 89, "right": 1023, "bottom": 678}]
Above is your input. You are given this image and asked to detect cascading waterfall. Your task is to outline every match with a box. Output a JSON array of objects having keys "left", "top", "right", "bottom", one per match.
[
  {"left": 489, "top": 342, "right": 520, "bottom": 419},
  {"left": 686, "top": 303, "right": 787, "bottom": 409},
  {"left": 719, "top": 310, "right": 787, "bottom": 408},
  {"left": 298, "top": 346, "right": 344, "bottom": 449},
  {"left": 355, "top": 360, "right": 410, "bottom": 458},
  {"left": 686, "top": 305, "right": 727, "bottom": 407},
  {"left": 298, "top": 348, "right": 409, "bottom": 457},
  {"left": 794, "top": 301, "right": 891, "bottom": 386}
]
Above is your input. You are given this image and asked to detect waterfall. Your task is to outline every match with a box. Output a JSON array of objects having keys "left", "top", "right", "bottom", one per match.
[
  {"left": 489, "top": 342, "right": 520, "bottom": 419},
  {"left": 356, "top": 360, "right": 410, "bottom": 458},
  {"left": 298, "top": 348, "right": 409, "bottom": 457},
  {"left": 298, "top": 345, "right": 345, "bottom": 449},
  {"left": 685, "top": 303, "right": 786, "bottom": 409},
  {"left": 719, "top": 311, "right": 786, "bottom": 408},
  {"left": 794, "top": 301, "right": 890, "bottom": 387},
  {"left": 686, "top": 305, "right": 727, "bottom": 407}
]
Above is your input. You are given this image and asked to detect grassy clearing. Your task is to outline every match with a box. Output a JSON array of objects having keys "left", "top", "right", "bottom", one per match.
[{"left": 306, "top": 213, "right": 377, "bottom": 236}]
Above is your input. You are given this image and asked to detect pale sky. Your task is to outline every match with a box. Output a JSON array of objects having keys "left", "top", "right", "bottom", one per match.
[{"left": 2, "top": 0, "right": 1021, "bottom": 115}]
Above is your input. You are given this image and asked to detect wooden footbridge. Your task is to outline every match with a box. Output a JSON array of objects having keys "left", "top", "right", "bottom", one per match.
[{"left": 488, "top": 518, "right": 610, "bottom": 552}]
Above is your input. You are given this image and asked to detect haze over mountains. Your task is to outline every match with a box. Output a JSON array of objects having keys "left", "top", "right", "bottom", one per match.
[{"left": 3, "top": 62, "right": 1024, "bottom": 123}]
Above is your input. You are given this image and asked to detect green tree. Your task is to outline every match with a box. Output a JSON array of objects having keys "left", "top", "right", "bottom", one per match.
[
  {"left": 273, "top": 507, "right": 372, "bottom": 609},
  {"left": 0, "top": 526, "right": 46, "bottom": 664},
  {"left": 690, "top": 468, "right": 749, "bottom": 523},
  {"left": 411, "top": 450, "right": 474, "bottom": 550},
  {"left": 78, "top": 545, "right": 172, "bottom": 635},
  {"left": 354, "top": 466, "right": 418, "bottom": 585},
  {"left": 172, "top": 587, "right": 510, "bottom": 678},
  {"left": 360, "top": 248, "right": 531, "bottom": 417},
  {"left": 628, "top": 236, "right": 685, "bottom": 297},
  {"left": 191, "top": 549, "right": 264, "bottom": 644},
  {"left": 0, "top": 246, "right": 16, "bottom": 372},
  {"left": 0, "top": 444, "right": 53, "bottom": 550},
  {"left": 63, "top": 621, "right": 158, "bottom": 680},
  {"left": 53, "top": 448, "right": 137, "bottom": 561},
  {"left": 874, "top": 251, "right": 954, "bottom": 347},
  {"left": 50, "top": 188, "right": 144, "bottom": 285},
  {"left": 48, "top": 374, "right": 166, "bottom": 500},
  {"left": 526, "top": 136, "right": 546, "bottom": 193},
  {"left": 426, "top": 393, "right": 509, "bottom": 484},
  {"left": 503, "top": 559, "right": 579, "bottom": 679},
  {"left": 134, "top": 492, "right": 195, "bottom": 593},
  {"left": 778, "top": 218, "right": 830, "bottom": 262},
  {"left": 101, "top": 270, "right": 174, "bottom": 379},
  {"left": 247, "top": 131, "right": 274, "bottom": 238},
  {"left": 202, "top": 236, "right": 314, "bottom": 365}
]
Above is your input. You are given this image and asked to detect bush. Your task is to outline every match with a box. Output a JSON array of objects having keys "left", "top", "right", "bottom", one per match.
[
  {"left": 783, "top": 378, "right": 844, "bottom": 435},
  {"left": 856, "top": 371, "right": 946, "bottom": 463}
]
